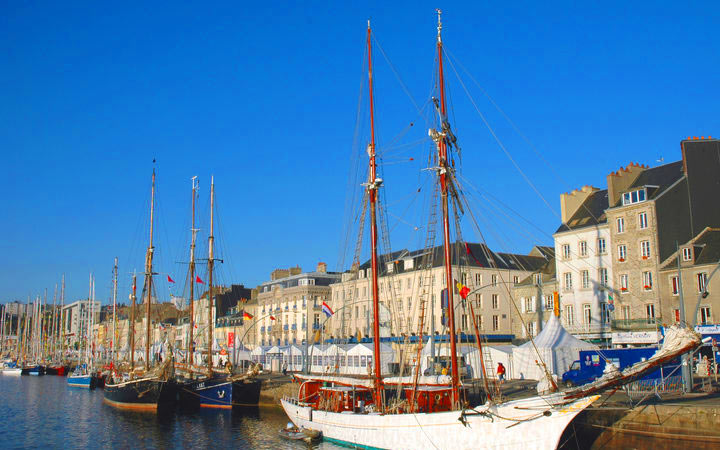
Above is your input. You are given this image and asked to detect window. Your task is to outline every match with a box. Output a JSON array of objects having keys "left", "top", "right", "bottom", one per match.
[
  {"left": 545, "top": 295, "right": 554, "bottom": 310},
  {"left": 700, "top": 306, "right": 712, "bottom": 325},
  {"left": 697, "top": 273, "right": 708, "bottom": 293},
  {"left": 513, "top": 275, "right": 519, "bottom": 284},
  {"left": 476, "top": 294, "right": 482, "bottom": 308},
  {"left": 642, "top": 271, "right": 653, "bottom": 290},
  {"left": 461, "top": 273, "right": 467, "bottom": 286},
  {"left": 563, "top": 273, "right": 573, "bottom": 291},
  {"left": 527, "top": 322, "right": 536, "bottom": 338},
  {"left": 622, "top": 188, "right": 647, "bottom": 205},
  {"left": 620, "top": 274, "right": 629, "bottom": 292},
  {"left": 562, "top": 244, "right": 571, "bottom": 259},
  {"left": 461, "top": 314, "right": 468, "bottom": 331},
  {"left": 492, "top": 315, "right": 499, "bottom": 331},
  {"left": 682, "top": 248, "right": 692, "bottom": 261},
  {"left": 407, "top": 297, "right": 411, "bottom": 310},
  {"left": 386, "top": 262, "right": 394, "bottom": 273},
  {"left": 524, "top": 297, "right": 534, "bottom": 313},
  {"left": 492, "top": 294, "right": 499, "bottom": 309},
  {"left": 618, "top": 245, "right": 627, "bottom": 261},
  {"left": 581, "top": 270, "right": 590, "bottom": 289},
  {"left": 583, "top": 304, "right": 592, "bottom": 325},
  {"left": 597, "top": 238, "right": 607, "bottom": 254},
  {"left": 641, "top": 241, "right": 651, "bottom": 259},
  {"left": 477, "top": 315, "right": 484, "bottom": 330},
  {"left": 598, "top": 268, "right": 608, "bottom": 286},
  {"left": 671, "top": 276, "right": 679, "bottom": 295},
  {"left": 579, "top": 241, "right": 588, "bottom": 257},
  {"left": 601, "top": 303, "right": 611, "bottom": 324},
  {"left": 646, "top": 304, "right": 655, "bottom": 322},
  {"left": 475, "top": 274, "right": 482, "bottom": 285},
  {"left": 491, "top": 275, "right": 497, "bottom": 286},
  {"left": 533, "top": 273, "right": 542, "bottom": 285},
  {"left": 406, "top": 278, "right": 412, "bottom": 289},
  {"left": 565, "top": 305, "right": 575, "bottom": 325},
  {"left": 622, "top": 305, "right": 631, "bottom": 321},
  {"left": 616, "top": 217, "right": 625, "bottom": 233},
  {"left": 639, "top": 212, "right": 648, "bottom": 229}
]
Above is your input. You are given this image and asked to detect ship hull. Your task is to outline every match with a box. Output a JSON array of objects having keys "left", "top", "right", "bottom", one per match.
[
  {"left": 232, "top": 379, "right": 262, "bottom": 406},
  {"left": 2, "top": 368, "right": 22, "bottom": 376},
  {"left": 67, "top": 374, "right": 97, "bottom": 389},
  {"left": 281, "top": 394, "right": 599, "bottom": 450},
  {"left": 178, "top": 376, "right": 233, "bottom": 409},
  {"left": 103, "top": 377, "right": 176, "bottom": 411}
]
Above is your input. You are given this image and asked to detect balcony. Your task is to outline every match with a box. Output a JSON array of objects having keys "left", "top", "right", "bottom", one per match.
[
  {"left": 312, "top": 304, "right": 322, "bottom": 311},
  {"left": 564, "top": 323, "right": 612, "bottom": 336},
  {"left": 611, "top": 318, "right": 661, "bottom": 331}
]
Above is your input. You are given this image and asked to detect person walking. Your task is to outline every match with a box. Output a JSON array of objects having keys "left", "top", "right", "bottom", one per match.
[{"left": 497, "top": 362, "right": 506, "bottom": 384}]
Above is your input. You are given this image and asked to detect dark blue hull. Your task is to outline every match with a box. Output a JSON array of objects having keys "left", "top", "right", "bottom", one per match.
[{"left": 178, "top": 376, "right": 233, "bottom": 409}]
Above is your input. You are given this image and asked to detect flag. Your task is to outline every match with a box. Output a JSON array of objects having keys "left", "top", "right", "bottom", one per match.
[
  {"left": 196, "top": 275, "right": 204, "bottom": 284},
  {"left": 167, "top": 275, "right": 175, "bottom": 283},
  {"left": 456, "top": 281, "right": 470, "bottom": 300},
  {"left": 228, "top": 332, "right": 235, "bottom": 348},
  {"left": 243, "top": 312, "right": 253, "bottom": 321},
  {"left": 270, "top": 315, "right": 276, "bottom": 321},
  {"left": 321, "top": 301, "right": 334, "bottom": 317}
]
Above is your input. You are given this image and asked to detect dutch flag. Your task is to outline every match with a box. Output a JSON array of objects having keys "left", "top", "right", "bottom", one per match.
[{"left": 321, "top": 301, "right": 334, "bottom": 317}]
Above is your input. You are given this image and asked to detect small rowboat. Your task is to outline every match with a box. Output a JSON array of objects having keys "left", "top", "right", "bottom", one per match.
[{"left": 278, "top": 425, "right": 322, "bottom": 443}]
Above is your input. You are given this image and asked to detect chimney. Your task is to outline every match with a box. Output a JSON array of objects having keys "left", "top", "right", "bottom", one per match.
[
  {"left": 316, "top": 262, "right": 327, "bottom": 273},
  {"left": 560, "top": 185, "right": 599, "bottom": 223},
  {"left": 606, "top": 162, "right": 645, "bottom": 206},
  {"left": 289, "top": 265, "right": 302, "bottom": 276}
]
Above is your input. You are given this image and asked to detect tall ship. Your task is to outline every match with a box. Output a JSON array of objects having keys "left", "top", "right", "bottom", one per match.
[
  {"left": 104, "top": 167, "right": 176, "bottom": 411},
  {"left": 280, "top": 12, "right": 702, "bottom": 449}
]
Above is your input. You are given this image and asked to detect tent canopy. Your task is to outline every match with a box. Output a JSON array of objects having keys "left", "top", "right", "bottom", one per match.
[{"left": 512, "top": 315, "right": 597, "bottom": 380}]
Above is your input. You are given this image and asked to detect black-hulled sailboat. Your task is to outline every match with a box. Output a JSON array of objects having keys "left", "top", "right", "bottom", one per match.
[{"left": 104, "top": 167, "right": 176, "bottom": 411}]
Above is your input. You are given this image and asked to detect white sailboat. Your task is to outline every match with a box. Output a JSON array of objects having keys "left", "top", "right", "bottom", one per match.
[{"left": 281, "top": 13, "right": 701, "bottom": 449}]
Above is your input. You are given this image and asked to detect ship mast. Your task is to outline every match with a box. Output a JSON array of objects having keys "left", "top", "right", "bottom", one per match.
[
  {"left": 366, "top": 20, "right": 384, "bottom": 409},
  {"left": 188, "top": 176, "right": 198, "bottom": 365},
  {"left": 206, "top": 176, "right": 215, "bottom": 376},
  {"left": 112, "top": 257, "right": 118, "bottom": 365},
  {"left": 60, "top": 274, "right": 65, "bottom": 361},
  {"left": 434, "top": 9, "right": 460, "bottom": 406},
  {"left": 145, "top": 168, "right": 156, "bottom": 369},
  {"left": 130, "top": 272, "right": 137, "bottom": 372}
]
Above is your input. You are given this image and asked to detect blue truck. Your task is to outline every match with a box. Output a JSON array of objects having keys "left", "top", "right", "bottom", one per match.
[{"left": 562, "top": 347, "right": 681, "bottom": 387}]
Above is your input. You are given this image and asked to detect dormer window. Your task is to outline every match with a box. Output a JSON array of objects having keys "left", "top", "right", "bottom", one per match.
[
  {"left": 622, "top": 188, "right": 647, "bottom": 206},
  {"left": 682, "top": 248, "right": 692, "bottom": 261}
]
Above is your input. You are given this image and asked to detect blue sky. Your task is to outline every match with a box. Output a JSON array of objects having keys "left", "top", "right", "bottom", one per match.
[{"left": 2, "top": 2, "right": 719, "bottom": 304}]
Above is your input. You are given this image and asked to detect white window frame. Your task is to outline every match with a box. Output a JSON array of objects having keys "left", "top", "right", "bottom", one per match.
[
  {"left": 563, "top": 272, "right": 573, "bottom": 291},
  {"left": 491, "top": 294, "right": 499, "bottom": 309},
  {"left": 639, "top": 212, "right": 648, "bottom": 229},
  {"left": 581, "top": 270, "right": 590, "bottom": 289},
  {"left": 620, "top": 274, "right": 629, "bottom": 292},
  {"left": 565, "top": 305, "right": 575, "bottom": 325},
  {"left": 579, "top": 241, "right": 588, "bottom": 257},
  {"left": 583, "top": 304, "right": 592, "bottom": 325},
  {"left": 616, "top": 217, "right": 625, "bottom": 233},
  {"left": 599, "top": 268, "right": 608, "bottom": 286},
  {"left": 597, "top": 238, "right": 607, "bottom": 254},
  {"left": 700, "top": 306, "right": 712, "bottom": 325},
  {"left": 641, "top": 240, "right": 651, "bottom": 259},
  {"left": 682, "top": 248, "right": 692, "bottom": 262},
  {"left": 562, "top": 244, "right": 571, "bottom": 260},
  {"left": 646, "top": 304, "right": 656, "bottom": 321},
  {"left": 642, "top": 271, "right": 653, "bottom": 290},
  {"left": 618, "top": 245, "right": 627, "bottom": 261},
  {"left": 697, "top": 272, "right": 708, "bottom": 293},
  {"left": 671, "top": 276, "right": 679, "bottom": 296}
]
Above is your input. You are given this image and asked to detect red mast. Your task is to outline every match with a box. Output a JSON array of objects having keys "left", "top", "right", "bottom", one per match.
[
  {"left": 367, "top": 20, "right": 384, "bottom": 409},
  {"left": 434, "top": 9, "right": 460, "bottom": 407}
]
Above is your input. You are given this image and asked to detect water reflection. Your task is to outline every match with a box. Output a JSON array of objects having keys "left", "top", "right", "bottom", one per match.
[{"left": 0, "top": 376, "right": 340, "bottom": 449}]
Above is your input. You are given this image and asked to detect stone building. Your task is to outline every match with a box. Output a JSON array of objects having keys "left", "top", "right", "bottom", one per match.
[
  {"left": 553, "top": 186, "right": 614, "bottom": 344},
  {"left": 511, "top": 251, "right": 558, "bottom": 340},
  {"left": 325, "top": 243, "right": 549, "bottom": 342},
  {"left": 255, "top": 263, "right": 340, "bottom": 347}
]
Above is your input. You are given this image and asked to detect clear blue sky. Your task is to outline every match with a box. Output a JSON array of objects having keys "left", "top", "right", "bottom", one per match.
[{"left": 2, "top": 2, "right": 719, "bottom": 304}]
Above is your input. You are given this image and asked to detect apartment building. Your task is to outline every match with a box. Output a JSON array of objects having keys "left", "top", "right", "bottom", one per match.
[
  {"left": 255, "top": 263, "right": 340, "bottom": 347},
  {"left": 553, "top": 186, "right": 614, "bottom": 343},
  {"left": 325, "top": 242, "right": 549, "bottom": 341},
  {"left": 61, "top": 299, "right": 101, "bottom": 345},
  {"left": 605, "top": 138, "right": 720, "bottom": 344},
  {"left": 658, "top": 227, "right": 719, "bottom": 326},
  {"left": 511, "top": 251, "right": 558, "bottom": 340}
]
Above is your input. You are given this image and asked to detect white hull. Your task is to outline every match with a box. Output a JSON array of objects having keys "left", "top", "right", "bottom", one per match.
[
  {"left": 281, "top": 394, "right": 598, "bottom": 450},
  {"left": 2, "top": 368, "right": 22, "bottom": 376}
]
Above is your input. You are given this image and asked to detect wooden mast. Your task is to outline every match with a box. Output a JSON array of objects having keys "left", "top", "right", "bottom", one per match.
[
  {"left": 187, "top": 176, "right": 198, "bottom": 365},
  {"left": 51, "top": 284, "right": 57, "bottom": 360},
  {"left": 145, "top": 168, "right": 156, "bottom": 369},
  {"left": 112, "top": 257, "right": 118, "bottom": 366},
  {"left": 60, "top": 274, "right": 65, "bottom": 361},
  {"left": 434, "top": 9, "right": 460, "bottom": 406},
  {"left": 366, "top": 20, "right": 384, "bottom": 409},
  {"left": 206, "top": 176, "right": 215, "bottom": 376},
  {"left": 130, "top": 272, "right": 137, "bottom": 372}
]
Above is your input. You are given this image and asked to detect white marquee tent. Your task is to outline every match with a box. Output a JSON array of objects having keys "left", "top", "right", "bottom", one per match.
[{"left": 512, "top": 315, "right": 597, "bottom": 380}]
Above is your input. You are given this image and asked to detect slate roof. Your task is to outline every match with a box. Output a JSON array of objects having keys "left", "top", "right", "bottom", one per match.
[
  {"left": 660, "top": 228, "right": 720, "bottom": 270},
  {"left": 556, "top": 189, "right": 608, "bottom": 233},
  {"left": 616, "top": 160, "right": 685, "bottom": 206},
  {"left": 352, "top": 242, "right": 549, "bottom": 278},
  {"left": 515, "top": 256, "right": 557, "bottom": 287}
]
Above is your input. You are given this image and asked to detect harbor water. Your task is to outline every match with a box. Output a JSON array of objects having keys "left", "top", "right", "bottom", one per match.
[{"left": 0, "top": 375, "right": 343, "bottom": 449}]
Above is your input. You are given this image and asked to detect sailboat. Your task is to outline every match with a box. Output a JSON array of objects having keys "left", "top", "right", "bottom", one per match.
[
  {"left": 68, "top": 275, "right": 98, "bottom": 388},
  {"left": 175, "top": 177, "right": 262, "bottom": 409},
  {"left": 103, "top": 167, "right": 176, "bottom": 410},
  {"left": 281, "top": 14, "right": 702, "bottom": 449}
]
